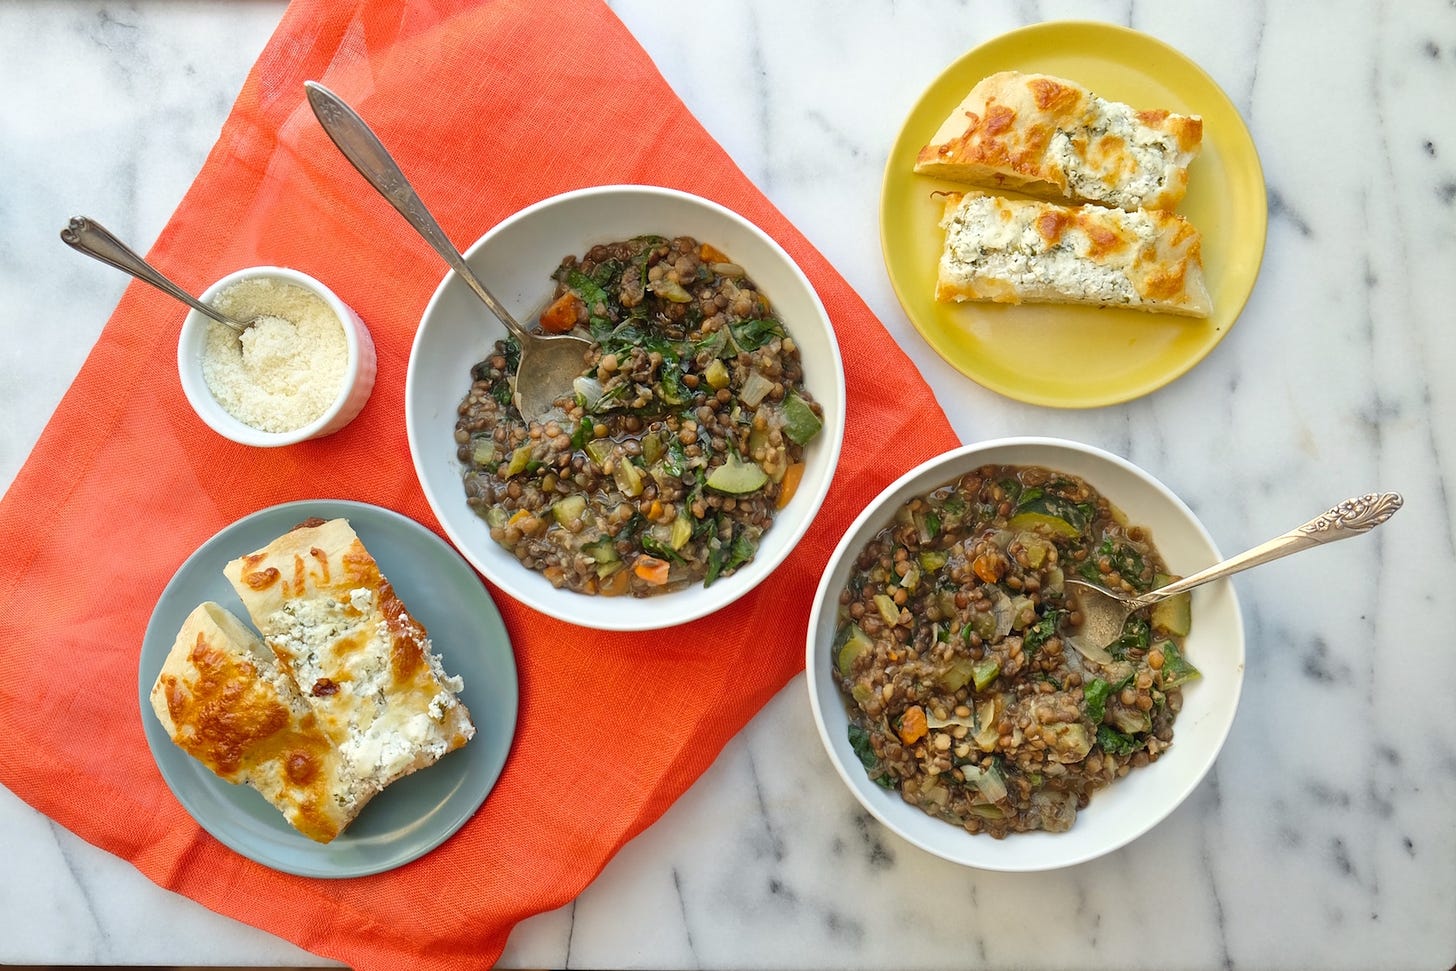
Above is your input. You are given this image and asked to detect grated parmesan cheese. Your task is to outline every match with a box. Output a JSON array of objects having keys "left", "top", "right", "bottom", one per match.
[{"left": 200, "top": 277, "right": 348, "bottom": 433}]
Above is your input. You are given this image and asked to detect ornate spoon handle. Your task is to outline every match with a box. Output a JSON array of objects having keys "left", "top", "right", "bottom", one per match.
[
  {"left": 302, "top": 81, "right": 531, "bottom": 346},
  {"left": 59, "top": 216, "right": 246, "bottom": 332},
  {"left": 1129, "top": 492, "right": 1404, "bottom": 608}
]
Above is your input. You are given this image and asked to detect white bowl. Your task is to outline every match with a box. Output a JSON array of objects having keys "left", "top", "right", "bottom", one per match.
[
  {"left": 177, "top": 266, "right": 376, "bottom": 447},
  {"left": 806, "top": 437, "right": 1245, "bottom": 871},
  {"left": 406, "top": 185, "right": 846, "bottom": 631}
]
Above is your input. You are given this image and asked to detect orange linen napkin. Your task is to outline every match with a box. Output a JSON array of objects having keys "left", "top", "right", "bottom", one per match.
[{"left": 0, "top": 0, "right": 957, "bottom": 967}]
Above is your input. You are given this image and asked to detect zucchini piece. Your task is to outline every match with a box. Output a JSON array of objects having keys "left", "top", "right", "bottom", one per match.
[
  {"left": 613, "top": 457, "right": 644, "bottom": 497},
  {"left": 781, "top": 394, "right": 822, "bottom": 445},
  {"left": 551, "top": 494, "right": 587, "bottom": 527},
  {"left": 503, "top": 444, "right": 533, "bottom": 477},
  {"left": 642, "top": 430, "right": 666, "bottom": 466},
  {"left": 1157, "top": 639, "right": 1201, "bottom": 688},
  {"left": 585, "top": 438, "right": 612, "bottom": 468},
  {"left": 669, "top": 509, "right": 693, "bottom": 550},
  {"left": 582, "top": 536, "right": 619, "bottom": 563},
  {"left": 918, "top": 549, "right": 949, "bottom": 572},
  {"left": 706, "top": 453, "right": 768, "bottom": 494},
  {"left": 873, "top": 594, "right": 900, "bottom": 626},
  {"left": 1006, "top": 510, "right": 1079, "bottom": 539},
  {"left": 1107, "top": 704, "right": 1151, "bottom": 734},
  {"left": 704, "top": 358, "right": 730, "bottom": 389},
  {"left": 471, "top": 438, "right": 496, "bottom": 466},
  {"left": 836, "top": 624, "right": 873, "bottom": 676},
  {"left": 1150, "top": 574, "right": 1193, "bottom": 636},
  {"left": 940, "top": 657, "right": 976, "bottom": 691},
  {"left": 971, "top": 658, "right": 1001, "bottom": 692},
  {"left": 1014, "top": 531, "right": 1052, "bottom": 568}
]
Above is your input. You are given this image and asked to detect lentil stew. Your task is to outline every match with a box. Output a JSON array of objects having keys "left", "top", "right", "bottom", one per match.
[
  {"left": 832, "top": 464, "right": 1199, "bottom": 837},
  {"left": 454, "top": 235, "right": 824, "bottom": 597}
]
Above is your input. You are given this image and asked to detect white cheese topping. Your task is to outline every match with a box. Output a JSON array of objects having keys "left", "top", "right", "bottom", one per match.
[
  {"left": 1045, "top": 97, "right": 1185, "bottom": 210},
  {"left": 940, "top": 195, "right": 1167, "bottom": 306}
]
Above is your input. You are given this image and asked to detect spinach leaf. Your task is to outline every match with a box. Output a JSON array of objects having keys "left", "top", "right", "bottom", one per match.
[
  {"left": 1083, "top": 677, "right": 1112, "bottom": 723},
  {"left": 730, "top": 317, "right": 784, "bottom": 351},
  {"left": 938, "top": 492, "right": 969, "bottom": 529},
  {"left": 569, "top": 419, "right": 592, "bottom": 451},
  {"left": 1097, "top": 724, "right": 1141, "bottom": 757},
  {"left": 1085, "top": 673, "right": 1135, "bottom": 724},
  {"left": 1023, "top": 608, "right": 1064, "bottom": 655},
  {"left": 565, "top": 268, "right": 610, "bottom": 313},
  {"left": 639, "top": 532, "right": 684, "bottom": 564},
  {"left": 589, "top": 258, "right": 624, "bottom": 290},
  {"left": 501, "top": 336, "right": 521, "bottom": 373},
  {"left": 847, "top": 724, "right": 895, "bottom": 789},
  {"left": 661, "top": 436, "right": 688, "bottom": 478},
  {"left": 694, "top": 327, "right": 731, "bottom": 359},
  {"left": 1113, "top": 616, "right": 1151, "bottom": 657},
  {"left": 657, "top": 356, "right": 689, "bottom": 405},
  {"left": 724, "top": 525, "right": 759, "bottom": 573}
]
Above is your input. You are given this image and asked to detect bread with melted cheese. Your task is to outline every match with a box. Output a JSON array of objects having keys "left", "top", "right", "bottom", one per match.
[
  {"left": 915, "top": 71, "right": 1202, "bottom": 211},
  {"left": 222, "top": 517, "right": 476, "bottom": 803},
  {"left": 149, "top": 601, "right": 356, "bottom": 842},
  {"left": 935, "top": 190, "right": 1213, "bottom": 316}
]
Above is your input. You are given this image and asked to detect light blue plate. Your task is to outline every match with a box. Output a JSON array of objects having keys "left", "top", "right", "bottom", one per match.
[{"left": 139, "top": 499, "right": 518, "bottom": 878}]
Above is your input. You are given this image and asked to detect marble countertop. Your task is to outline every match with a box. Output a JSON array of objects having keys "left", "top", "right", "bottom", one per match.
[{"left": 3, "top": 1, "right": 1453, "bottom": 968}]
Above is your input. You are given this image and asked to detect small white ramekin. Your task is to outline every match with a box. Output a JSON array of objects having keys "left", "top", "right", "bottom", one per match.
[{"left": 177, "top": 266, "right": 376, "bottom": 447}]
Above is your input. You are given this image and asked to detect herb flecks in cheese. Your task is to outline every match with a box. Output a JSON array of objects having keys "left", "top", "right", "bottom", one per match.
[
  {"left": 914, "top": 71, "right": 1203, "bottom": 213},
  {"left": 934, "top": 192, "right": 1213, "bottom": 317}
]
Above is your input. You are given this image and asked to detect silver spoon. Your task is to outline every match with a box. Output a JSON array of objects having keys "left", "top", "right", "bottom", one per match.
[
  {"left": 303, "top": 81, "right": 593, "bottom": 424},
  {"left": 60, "top": 216, "right": 254, "bottom": 335},
  {"left": 1064, "top": 491, "right": 1404, "bottom": 661}
]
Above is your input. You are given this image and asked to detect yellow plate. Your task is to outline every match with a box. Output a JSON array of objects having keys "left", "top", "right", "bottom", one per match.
[{"left": 880, "top": 21, "right": 1267, "bottom": 408}]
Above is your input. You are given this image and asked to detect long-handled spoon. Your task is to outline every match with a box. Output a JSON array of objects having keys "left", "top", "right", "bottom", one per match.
[
  {"left": 303, "top": 81, "right": 593, "bottom": 424},
  {"left": 1064, "top": 491, "right": 1404, "bottom": 661},
  {"left": 60, "top": 216, "right": 253, "bottom": 335}
]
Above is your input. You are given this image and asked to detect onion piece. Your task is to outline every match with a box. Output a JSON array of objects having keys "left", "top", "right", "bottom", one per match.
[
  {"left": 1068, "top": 633, "right": 1114, "bottom": 665},
  {"left": 961, "top": 763, "right": 1008, "bottom": 804},
  {"left": 990, "top": 589, "right": 1015, "bottom": 640},
  {"left": 739, "top": 369, "right": 774, "bottom": 407},
  {"left": 573, "top": 375, "right": 604, "bottom": 410}
]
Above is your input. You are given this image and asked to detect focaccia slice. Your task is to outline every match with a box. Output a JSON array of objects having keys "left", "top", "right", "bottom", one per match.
[
  {"left": 914, "top": 71, "right": 1202, "bottom": 211},
  {"left": 222, "top": 518, "right": 475, "bottom": 799},
  {"left": 149, "top": 602, "right": 357, "bottom": 842},
  {"left": 935, "top": 191, "right": 1213, "bottom": 317}
]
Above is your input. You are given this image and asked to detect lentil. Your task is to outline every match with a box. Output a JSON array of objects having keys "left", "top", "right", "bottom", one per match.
[
  {"left": 455, "top": 235, "right": 823, "bottom": 597},
  {"left": 834, "top": 464, "right": 1200, "bottom": 837}
]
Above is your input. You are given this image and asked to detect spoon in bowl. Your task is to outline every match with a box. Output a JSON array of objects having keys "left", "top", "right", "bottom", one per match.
[
  {"left": 60, "top": 216, "right": 255, "bottom": 336},
  {"left": 1064, "top": 491, "right": 1404, "bottom": 661},
  {"left": 303, "top": 81, "right": 593, "bottom": 424}
]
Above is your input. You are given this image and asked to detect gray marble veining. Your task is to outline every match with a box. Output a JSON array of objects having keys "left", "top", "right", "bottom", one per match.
[{"left": 2, "top": 0, "right": 1454, "bottom": 968}]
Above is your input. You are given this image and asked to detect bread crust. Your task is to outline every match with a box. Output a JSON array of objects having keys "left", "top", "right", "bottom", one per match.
[
  {"left": 934, "top": 190, "right": 1213, "bottom": 317},
  {"left": 150, "top": 602, "right": 354, "bottom": 842},
  {"left": 150, "top": 518, "right": 476, "bottom": 844},
  {"left": 915, "top": 71, "right": 1202, "bottom": 211}
]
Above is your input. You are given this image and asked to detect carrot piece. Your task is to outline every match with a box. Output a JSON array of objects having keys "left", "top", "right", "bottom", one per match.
[
  {"left": 598, "top": 566, "right": 631, "bottom": 597},
  {"left": 775, "top": 462, "right": 806, "bottom": 509},
  {"left": 633, "top": 555, "right": 671, "bottom": 585},
  {"left": 538, "top": 291, "right": 584, "bottom": 333},
  {"left": 898, "top": 705, "right": 928, "bottom": 745},
  {"left": 699, "top": 242, "right": 730, "bottom": 263},
  {"left": 972, "top": 552, "right": 1004, "bottom": 584}
]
